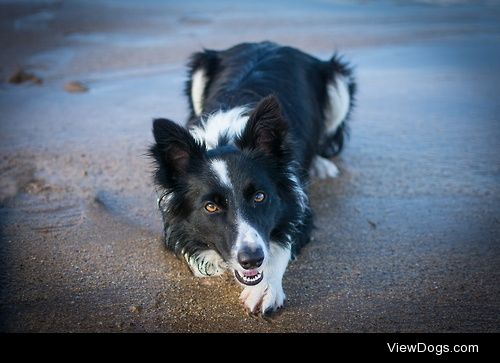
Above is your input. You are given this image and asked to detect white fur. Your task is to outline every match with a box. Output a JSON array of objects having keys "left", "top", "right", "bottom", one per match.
[
  {"left": 286, "top": 165, "right": 308, "bottom": 215},
  {"left": 325, "top": 76, "right": 350, "bottom": 133},
  {"left": 210, "top": 159, "right": 232, "bottom": 189},
  {"left": 310, "top": 155, "right": 339, "bottom": 179},
  {"left": 191, "top": 69, "right": 207, "bottom": 116},
  {"left": 185, "top": 249, "right": 226, "bottom": 277},
  {"left": 157, "top": 191, "right": 173, "bottom": 212},
  {"left": 234, "top": 215, "right": 267, "bottom": 258},
  {"left": 240, "top": 242, "right": 291, "bottom": 314},
  {"left": 189, "top": 107, "right": 249, "bottom": 150}
]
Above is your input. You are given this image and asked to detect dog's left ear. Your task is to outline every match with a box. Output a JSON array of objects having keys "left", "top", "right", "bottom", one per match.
[{"left": 236, "top": 95, "right": 288, "bottom": 157}]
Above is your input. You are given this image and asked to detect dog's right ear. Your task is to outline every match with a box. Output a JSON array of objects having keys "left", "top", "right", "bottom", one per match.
[{"left": 150, "top": 118, "right": 205, "bottom": 179}]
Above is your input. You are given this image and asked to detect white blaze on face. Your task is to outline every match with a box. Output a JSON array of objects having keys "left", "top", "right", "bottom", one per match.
[
  {"left": 210, "top": 159, "right": 232, "bottom": 189},
  {"left": 208, "top": 159, "right": 267, "bottom": 269},
  {"left": 234, "top": 215, "right": 267, "bottom": 261}
]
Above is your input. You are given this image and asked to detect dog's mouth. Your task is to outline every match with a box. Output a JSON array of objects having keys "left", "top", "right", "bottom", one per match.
[{"left": 234, "top": 269, "right": 264, "bottom": 286}]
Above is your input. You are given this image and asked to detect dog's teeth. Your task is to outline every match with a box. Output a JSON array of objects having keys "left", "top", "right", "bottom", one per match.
[
  {"left": 243, "top": 272, "right": 261, "bottom": 282},
  {"left": 235, "top": 270, "right": 263, "bottom": 286}
]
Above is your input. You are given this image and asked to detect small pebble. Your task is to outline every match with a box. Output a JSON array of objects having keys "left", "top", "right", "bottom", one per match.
[
  {"left": 129, "top": 305, "right": 142, "bottom": 313},
  {"left": 64, "top": 81, "right": 88, "bottom": 93},
  {"left": 8, "top": 68, "right": 42, "bottom": 85}
]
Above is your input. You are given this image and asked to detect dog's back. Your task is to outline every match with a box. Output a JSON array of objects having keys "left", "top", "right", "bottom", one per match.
[{"left": 185, "top": 41, "right": 356, "bottom": 174}]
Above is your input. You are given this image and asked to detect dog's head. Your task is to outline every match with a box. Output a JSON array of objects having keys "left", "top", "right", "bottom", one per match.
[{"left": 150, "top": 96, "right": 304, "bottom": 286}]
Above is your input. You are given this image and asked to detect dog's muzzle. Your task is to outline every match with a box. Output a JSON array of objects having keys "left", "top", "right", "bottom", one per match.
[{"left": 233, "top": 246, "right": 265, "bottom": 285}]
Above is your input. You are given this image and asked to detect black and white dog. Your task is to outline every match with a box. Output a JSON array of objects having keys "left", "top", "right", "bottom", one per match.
[{"left": 150, "top": 41, "right": 355, "bottom": 315}]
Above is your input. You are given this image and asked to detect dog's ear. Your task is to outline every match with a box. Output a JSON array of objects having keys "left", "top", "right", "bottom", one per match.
[
  {"left": 237, "top": 95, "right": 288, "bottom": 157},
  {"left": 150, "top": 118, "right": 205, "bottom": 179}
]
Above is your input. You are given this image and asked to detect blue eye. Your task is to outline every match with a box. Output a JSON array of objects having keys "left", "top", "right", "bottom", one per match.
[{"left": 254, "top": 192, "right": 266, "bottom": 203}]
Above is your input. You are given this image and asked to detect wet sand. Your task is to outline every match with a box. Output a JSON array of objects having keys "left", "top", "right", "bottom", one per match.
[{"left": 0, "top": 0, "right": 499, "bottom": 332}]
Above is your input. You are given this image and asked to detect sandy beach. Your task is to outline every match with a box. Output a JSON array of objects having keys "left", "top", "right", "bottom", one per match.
[{"left": 0, "top": 0, "right": 499, "bottom": 332}]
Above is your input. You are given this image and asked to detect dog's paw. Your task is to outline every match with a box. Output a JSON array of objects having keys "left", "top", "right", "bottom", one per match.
[
  {"left": 310, "top": 155, "right": 339, "bottom": 179},
  {"left": 240, "top": 280, "right": 286, "bottom": 316},
  {"left": 185, "top": 250, "right": 226, "bottom": 277}
]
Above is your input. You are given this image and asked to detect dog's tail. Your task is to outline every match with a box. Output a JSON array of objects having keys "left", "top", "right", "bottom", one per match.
[{"left": 319, "top": 54, "right": 356, "bottom": 158}]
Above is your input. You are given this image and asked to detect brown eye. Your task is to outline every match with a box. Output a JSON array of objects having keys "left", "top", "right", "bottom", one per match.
[
  {"left": 254, "top": 192, "right": 266, "bottom": 203},
  {"left": 204, "top": 202, "right": 219, "bottom": 213}
]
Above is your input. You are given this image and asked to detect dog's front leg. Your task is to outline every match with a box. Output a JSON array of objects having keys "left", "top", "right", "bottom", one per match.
[
  {"left": 185, "top": 249, "right": 226, "bottom": 277},
  {"left": 240, "top": 242, "right": 291, "bottom": 315}
]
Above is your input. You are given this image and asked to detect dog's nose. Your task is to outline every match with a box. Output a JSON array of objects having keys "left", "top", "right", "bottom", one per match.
[{"left": 237, "top": 247, "right": 264, "bottom": 269}]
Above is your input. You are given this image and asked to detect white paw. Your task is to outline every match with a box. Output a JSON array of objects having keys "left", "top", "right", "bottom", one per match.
[
  {"left": 185, "top": 250, "right": 226, "bottom": 277},
  {"left": 240, "top": 280, "right": 286, "bottom": 315},
  {"left": 310, "top": 155, "right": 339, "bottom": 179}
]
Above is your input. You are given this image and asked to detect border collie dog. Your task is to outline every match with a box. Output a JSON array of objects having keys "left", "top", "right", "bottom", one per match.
[{"left": 150, "top": 41, "right": 355, "bottom": 315}]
